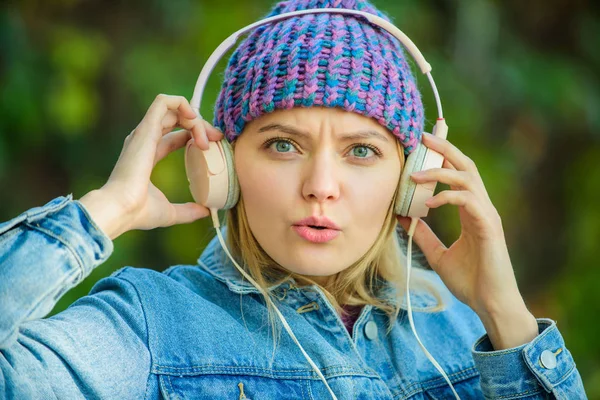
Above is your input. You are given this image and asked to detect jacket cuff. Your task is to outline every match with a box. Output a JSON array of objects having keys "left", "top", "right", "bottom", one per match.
[
  {"left": 472, "top": 318, "right": 578, "bottom": 398},
  {"left": 23, "top": 194, "right": 113, "bottom": 279}
]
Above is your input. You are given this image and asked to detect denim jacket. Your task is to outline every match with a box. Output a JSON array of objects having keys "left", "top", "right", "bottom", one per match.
[{"left": 0, "top": 195, "right": 587, "bottom": 399}]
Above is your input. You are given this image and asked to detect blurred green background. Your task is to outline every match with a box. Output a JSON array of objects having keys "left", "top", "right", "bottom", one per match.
[{"left": 1, "top": 0, "right": 599, "bottom": 396}]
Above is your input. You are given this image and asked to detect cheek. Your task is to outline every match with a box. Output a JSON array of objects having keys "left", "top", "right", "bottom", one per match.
[
  {"left": 350, "top": 172, "right": 398, "bottom": 215},
  {"left": 236, "top": 157, "right": 296, "bottom": 215},
  {"left": 345, "top": 172, "right": 399, "bottom": 261}
]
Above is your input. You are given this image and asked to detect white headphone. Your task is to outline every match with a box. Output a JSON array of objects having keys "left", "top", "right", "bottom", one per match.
[{"left": 184, "top": 8, "right": 460, "bottom": 400}]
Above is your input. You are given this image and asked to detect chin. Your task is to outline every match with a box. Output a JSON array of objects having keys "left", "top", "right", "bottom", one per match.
[
  {"left": 261, "top": 231, "right": 350, "bottom": 275},
  {"left": 280, "top": 256, "right": 345, "bottom": 277}
]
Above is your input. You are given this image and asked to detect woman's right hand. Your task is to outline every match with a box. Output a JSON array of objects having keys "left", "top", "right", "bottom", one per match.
[{"left": 79, "top": 94, "right": 224, "bottom": 240}]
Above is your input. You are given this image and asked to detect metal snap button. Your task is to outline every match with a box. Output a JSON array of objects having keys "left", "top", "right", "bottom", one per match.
[
  {"left": 540, "top": 350, "right": 558, "bottom": 369},
  {"left": 364, "top": 321, "right": 378, "bottom": 340}
]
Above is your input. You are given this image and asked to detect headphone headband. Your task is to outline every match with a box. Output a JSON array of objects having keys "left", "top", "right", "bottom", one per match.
[{"left": 190, "top": 8, "right": 444, "bottom": 121}]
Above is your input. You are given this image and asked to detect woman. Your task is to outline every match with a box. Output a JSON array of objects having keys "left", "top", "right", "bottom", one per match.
[{"left": 0, "top": 0, "right": 587, "bottom": 399}]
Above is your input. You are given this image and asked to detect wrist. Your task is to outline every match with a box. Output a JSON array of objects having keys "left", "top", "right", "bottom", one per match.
[
  {"left": 78, "top": 189, "right": 130, "bottom": 241},
  {"left": 477, "top": 302, "right": 539, "bottom": 351}
]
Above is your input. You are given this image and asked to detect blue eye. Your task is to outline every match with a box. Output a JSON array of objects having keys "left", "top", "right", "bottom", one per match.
[
  {"left": 262, "top": 136, "right": 382, "bottom": 161},
  {"left": 352, "top": 145, "right": 374, "bottom": 158},
  {"left": 272, "top": 140, "right": 294, "bottom": 153}
]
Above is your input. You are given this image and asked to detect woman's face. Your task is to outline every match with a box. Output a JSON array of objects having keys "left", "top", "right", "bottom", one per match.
[{"left": 233, "top": 106, "right": 402, "bottom": 286}]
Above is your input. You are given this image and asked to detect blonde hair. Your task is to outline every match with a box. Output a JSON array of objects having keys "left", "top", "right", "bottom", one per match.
[{"left": 222, "top": 136, "right": 446, "bottom": 352}]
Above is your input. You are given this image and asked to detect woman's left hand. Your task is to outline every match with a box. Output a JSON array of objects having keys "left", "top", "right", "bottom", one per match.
[{"left": 396, "top": 132, "right": 539, "bottom": 350}]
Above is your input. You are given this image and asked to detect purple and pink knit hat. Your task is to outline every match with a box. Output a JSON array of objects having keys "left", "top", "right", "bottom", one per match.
[{"left": 212, "top": 0, "right": 425, "bottom": 156}]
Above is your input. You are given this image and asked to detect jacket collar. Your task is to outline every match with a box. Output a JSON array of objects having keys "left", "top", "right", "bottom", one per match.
[
  {"left": 196, "top": 225, "right": 444, "bottom": 311},
  {"left": 197, "top": 226, "right": 288, "bottom": 295}
]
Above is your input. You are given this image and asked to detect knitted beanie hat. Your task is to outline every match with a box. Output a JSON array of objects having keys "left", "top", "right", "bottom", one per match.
[{"left": 212, "top": 0, "right": 425, "bottom": 156}]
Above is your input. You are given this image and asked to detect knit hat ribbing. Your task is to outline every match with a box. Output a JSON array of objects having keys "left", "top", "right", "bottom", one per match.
[{"left": 212, "top": 0, "right": 424, "bottom": 156}]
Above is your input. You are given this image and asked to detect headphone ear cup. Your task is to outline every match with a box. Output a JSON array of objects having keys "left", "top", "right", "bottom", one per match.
[
  {"left": 219, "top": 138, "right": 240, "bottom": 210},
  {"left": 184, "top": 137, "right": 239, "bottom": 210},
  {"left": 395, "top": 139, "right": 428, "bottom": 216}
]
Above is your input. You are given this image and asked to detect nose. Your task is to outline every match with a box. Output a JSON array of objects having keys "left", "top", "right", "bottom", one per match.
[{"left": 301, "top": 149, "right": 340, "bottom": 204}]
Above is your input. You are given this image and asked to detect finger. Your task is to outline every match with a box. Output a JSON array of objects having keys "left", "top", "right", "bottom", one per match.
[
  {"left": 443, "top": 158, "right": 456, "bottom": 170},
  {"left": 442, "top": 159, "right": 460, "bottom": 190},
  {"left": 411, "top": 168, "right": 480, "bottom": 193},
  {"left": 159, "top": 112, "right": 220, "bottom": 150},
  {"left": 165, "top": 202, "right": 211, "bottom": 226},
  {"left": 160, "top": 110, "right": 185, "bottom": 134},
  {"left": 148, "top": 94, "right": 197, "bottom": 126},
  {"left": 437, "top": 157, "right": 490, "bottom": 201},
  {"left": 117, "top": 95, "right": 199, "bottom": 180},
  {"left": 120, "top": 97, "right": 195, "bottom": 180},
  {"left": 154, "top": 129, "right": 192, "bottom": 167},
  {"left": 136, "top": 94, "right": 197, "bottom": 144},
  {"left": 157, "top": 107, "right": 203, "bottom": 143},
  {"left": 421, "top": 133, "right": 478, "bottom": 173},
  {"left": 396, "top": 216, "right": 447, "bottom": 271},
  {"left": 171, "top": 115, "right": 207, "bottom": 149},
  {"left": 159, "top": 111, "right": 213, "bottom": 134},
  {"left": 190, "top": 119, "right": 225, "bottom": 149},
  {"left": 158, "top": 109, "right": 223, "bottom": 151},
  {"left": 182, "top": 119, "right": 225, "bottom": 150},
  {"left": 425, "top": 190, "right": 487, "bottom": 221},
  {"left": 203, "top": 120, "right": 225, "bottom": 142}
]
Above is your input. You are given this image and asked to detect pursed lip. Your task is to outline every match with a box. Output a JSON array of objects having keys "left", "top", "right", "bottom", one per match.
[{"left": 292, "top": 216, "right": 340, "bottom": 230}]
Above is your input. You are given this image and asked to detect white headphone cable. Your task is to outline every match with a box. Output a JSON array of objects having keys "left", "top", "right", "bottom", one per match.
[
  {"left": 406, "top": 217, "right": 460, "bottom": 399},
  {"left": 208, "top": 208, "right": 460, "bottom": 399},
  {"left": 209, "top": 208, "right": 339, "bottom": 400}
]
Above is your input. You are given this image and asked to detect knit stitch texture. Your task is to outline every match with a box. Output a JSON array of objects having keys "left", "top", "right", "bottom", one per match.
[{"left": 212, "top": 0, "right": 425, "bottom": 156}]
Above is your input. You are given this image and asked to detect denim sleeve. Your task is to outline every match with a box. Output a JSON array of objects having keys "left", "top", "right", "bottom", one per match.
[
  {"left": 0, "top": 195, "right": 151, "bottom": 398},
  {"left": 0, "top": 194, "right": 112, "bottom": 347},
  {"left": 472, "top": 318, "right": 587, "bottom": 399}
]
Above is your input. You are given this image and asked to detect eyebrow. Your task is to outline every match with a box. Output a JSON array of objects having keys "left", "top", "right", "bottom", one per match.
[{"left": 257, "top": 123, "right": 389, "bottom": 143}]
